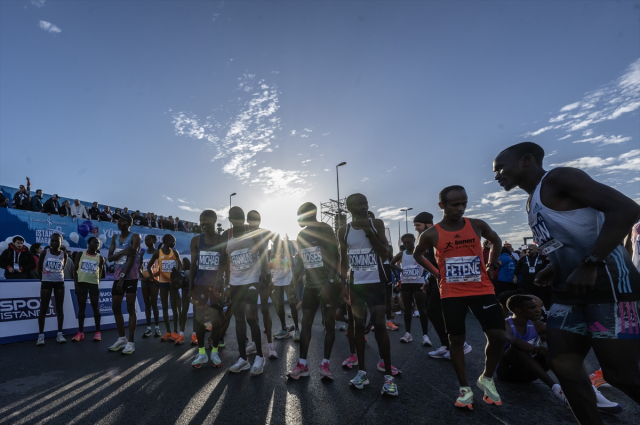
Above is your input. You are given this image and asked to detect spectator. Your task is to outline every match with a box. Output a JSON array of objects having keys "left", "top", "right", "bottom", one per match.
[
  {"left": 30, "top": 243, "right": 42, "bottom": 278},
  {"left": 59, "top": 200, "right": 72, "bottom": 217},
  {"left": 514, "top": 244, "right": 552, "bottom": 308},
  {"left": 148, "top": 213, "right": 157, "bottom": 228},
  {"left": 123, "top": 207, "right": 129, "bottom": 215},
  {"left": 164, "top": 215, "right": 175, "bottom": 231},
  {"left": 99, "top": 206, "right": 113, "bottom": 222},
  {"left": 495, "top": 245, "right": 517, "bottom": 296},
  {"left": 13, "top": 178, "right": 31, "bottom": 210},
  {"left": 31, "top": 189, "right": 44, "bottom": 213},
  {"left": 0, "top": 236, "right": 36, "bottom": 279},
  {"left": 0, "top": 191, "right": 6, "bottom": 208},
  {"left": 177, "top": 217, "right": 185, "bottom": 232},
  {"left": 89, "top": 202, "right": 101, "bottom": 220},
  {"left": 140, "top": 212, "right": 149, "bottom": 227},
  {"left": 43, "top": 194, "right": 61, "bottom": 215},
  {"left": 70, "top": 199, "right": 89, "bottom": 220},
  {"left": 132, "top": 210, "right": 142, "bottom": 226}
]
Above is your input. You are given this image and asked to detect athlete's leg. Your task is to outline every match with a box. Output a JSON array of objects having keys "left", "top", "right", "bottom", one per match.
[
  {"left": 482, "top": 329, "right": 506, "bottom": 379},
  {"left": 592, "top": 339, "right": 640, "bottom": 404},
  {"left": 321, "top": 290, "right": 337, "bottom": 360},
  {"left": 149, "top": 284, "right": 160, "bottom": 326},
  {"left": 38, "top": 288, "right": 53, "bottom": 333},
  {"left": 88, "top": 289, "right": 101, "bottom": 332},
  {"left": 427, "top": 279, "right": 448, "bottom": 347},
  {"left": 126, "top": 291, "right": 137, "bottom": 341},
  {"left": 194, "top": 306, "right": 207, "bottom": 348},
  {"left": 401, "top": 289, "right": 414, "bottom": 332},
  {"left": 246, "top": 299, "right": 264, "bottom": 357},
  {"left": 442, "top": 297, "right": 470, "bottom": 386},
  {"left": 412, "top": 290, "right": 430, "bottom": 335},
  {"left": 141, "top": 284, "right": 152, "bottom": 326},
  {"left": 501, "top": 346, "right": 555, "bottom": 387},
  {"left": 76, "top": 288, "right": 89, "bottom": 333},
  {"left": 351, "top": 304, "right": 368, "bottom": 372},
  {"left": 273, "top": 286, "right": 287, "bottom": 329},
  {"left": 169, "top": 286, "right": 180, "bottom": 332},
  {"left": 180, "top": 287, "right": 190, "bottom": 332},
  {"left": 112, "top": 293, "right": 126, "bottom": 337},
  {"left": 299, "top": 288, "right": 320, "bottom": 359},
  {"left": 346, "top": 305, "right": 356, "bottom": 354},
  {"left": 53, "top": 287, "right": 65, "bottom": 332},
  {"left": 160, "top": 288, "right": 172, "bottom": 333},
  {"left": 259, "top": 286, "right": 273, "bottom": 344},
  {"left": 368, "top": 301, "right": 392, "bottom": 375},
  {"left": 468, "top": 296, "right": 507, "bottom": 379},
  {"left": 288, "top": 285, "right": 299, "bottom": 329}
]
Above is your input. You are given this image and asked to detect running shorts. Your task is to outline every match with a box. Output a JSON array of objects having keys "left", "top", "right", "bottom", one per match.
[
  {"left": 112, "top": 279, "right": 138, "bottom": 295},
  {"left": 229, "top": 283, "right": 259, "bottom": 306},
  {"left": 547, "top": 302, "right": 640, "bottom": 340},
  {"left": 441, "top": 294, "right": 505, "bottom": 335},
  {"left": 192, "top": 285, "right": 222, "bottom": 308},
  {"left": 76, "top": 281, "right": 100, "bottom": 296},
  {"left": 301, "top": 285, "right": 341, "bottom": 311},
  {"left": 400, "top": 283, "right": 424, "bottom": 293},
  {"left": 41, "top": 281, "right": 64, "bottom": 290},
  {"left": 349, "top": 282, "right": 386, "bottom": 309}
]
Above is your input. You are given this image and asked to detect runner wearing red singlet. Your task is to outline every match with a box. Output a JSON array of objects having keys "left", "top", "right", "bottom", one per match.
[{"left": 413, "top": 185, "right": 506, "bottom": 410}]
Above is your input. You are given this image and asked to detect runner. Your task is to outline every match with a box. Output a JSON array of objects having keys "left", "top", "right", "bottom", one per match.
[
  {"left": 493, "top": 142, "right": 640, "bottom": 424},
  {"left": 36, "top": 234, "right": 68, "bottom": 345},
  {"left": 413, "top": 185, "right": 506, "bottom": 409},
  {"left": 71, "top": 236, "right": 105, "bottom": 342},
  {"left": 338, "top": 193, "right": 398, "bottom": 396},
  {"left": 107, "top": 213, "right": 141, "bottom": 355},
  {"left": 171, "top": 256, "right": 192, "bottom": 347},
  {"left": 216, "top": 206, "right": 269, "bottom": 375},
  {"left": 139, "top": 235, "right": 161, "bottom": 338},
  {"left": 148, "top": 234, "right": 181, "bottom": 342},
  {"left": 286, "top": 202, "right": 340, "bottom": 380},
  {"left": 189, "top": 209, "right": 224, "bottom": 368},
  {"left": 270, "top": 236, "right": 298, "bottom": 342},
  {"left": 390, "top": 234, "right": 430, "bottom": 345}
]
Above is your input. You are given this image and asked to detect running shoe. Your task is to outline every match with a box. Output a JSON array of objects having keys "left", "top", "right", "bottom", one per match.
[
  {"left": 161, "top": 332, "right": 172, "bottom": 342},
  {"left": 72, "top": 332, "right": 84, "bottom": 342},
  {"left": 381, "top": 375, "right": 398, "bottom": 396},
  {"left": 175, "top": 334, "right": 185, "bottom": 346},
  {"left": 229, "top": 358, "right": 250, "bottom": 373},
  {"left": 552, "top": 384, "right": 566, "bottom": 403},
  {"left": 273, "top": 329, "right": 291, "bottom": 339},
  {"left": 122, "top": 342, "right": 135, "bottom": 355},
  {"left": 210, "top": 351, "right": 222, "bottom": 368},
  {"left": 287, "top": 324, "right": 296, "bottom": 332},
  {"left": 589, "top": 369, "right": 611, "bottom": 388},
  {"left": 338, "top": 322, "right": 347, "bottom": 331},
  {"left": 342, "top": 354, "right": 358, "bottom": 369},
  {"left": 191, "top": 353, "right": 208, "bottom": 368},
  {"left": 364, "top": 322, "right": 373, "bottom": 334},
  {"left": 218, "top": 339, "right": 226, "bottom": 348},
  {"left": 191, "top": 333, "right": 198, "bottom": 346},
  {"left": 477, "top": 375, "right": 502, "bottom": 406},
  {"left": 170, "top": 332, "right": 179, "bottom": 342},
  {"left": 154, "top": 328, "right": 162, "bottom": 337},
  {"left": 349, "top": 371, "right": 370, "bottom": 390},
  {"left": 36, "top": 335, "right": 45, "bottom": 346},
  {"left": 444, "top": 342, "right": 472, "bottom": 359},
  {"left": 56, "top": 334, "right": 67, "bottom": 343},
  {"left": 293, "top": 329, "right": 300, "bottom": 341},
  {"left": 268, "top": 346, "right": 278, "bottom": 359},
  {"left": 320, "top": 362, "right": 334, "bottom": 380},
  {"left": 385, "top": 321, "right": 399, "bottom": 331},
  {"left": 250, "top": 357, "right": 265, "bottom": 376},
  {"left": 455, "top": 387, "right": 474, "bottom": 410},
  {"left": 428, "top": 346, "right": 449, "bottom": 359},
  {"left": 109, "top": 337, "right": 128, "bottom": 351},
  {"left": 594, "top": 385, "right": 623, "bottom": 414},
  {"left": 246, "top": 341, "right": 257, "bottom": 355},
  {"left": 94, "top": 332, "right": 102, "bottom": 341},
  {"left": 422, "top": 335, "right": 432, "bottom": 346},
  {"left": 376, "top": 360, "right": 402, "bottom": 376},
  {"left": 142, "top": 329, "right": 152, "bottom": 338},
  {"left": 287, "top": 363, "right": 310, "bottom": 379},
  {"left": 400, "top": 332, "right": 413, "bottom": 343},
  {"left": 205, "top": 322, "right": 212, "bottom": 332}
]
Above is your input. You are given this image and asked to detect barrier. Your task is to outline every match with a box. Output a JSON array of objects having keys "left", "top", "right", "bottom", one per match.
[{"left": 0, "top": 279, "right": 193, "bottom": 345}]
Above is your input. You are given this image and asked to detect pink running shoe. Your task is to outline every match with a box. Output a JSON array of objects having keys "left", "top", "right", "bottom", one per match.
[
  {"left": 377, "top": 360, "right": 402, "bottom": 375},
  {"left": 93, "top": 332, "right": 102, "bottom": 341},
  {"left": 72, "top": 332, "right": 84, "bottom": 342},
  {"left": 320, "top": 362, "right": 334, "bottom": 380},
  {"left": 342, "top": 354, "right": 358, "bottom": 369},
  {"left": 286, "top": 363, "right": 310, "bottom": 380}
]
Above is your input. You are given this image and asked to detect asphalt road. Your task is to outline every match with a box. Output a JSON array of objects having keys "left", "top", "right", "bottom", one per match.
[{"left": 1, "top": 306, "right": 638, "bottom": 425}]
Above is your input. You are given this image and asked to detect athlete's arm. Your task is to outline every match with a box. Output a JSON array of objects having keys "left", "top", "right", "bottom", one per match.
[
  {"left": 37, "top": 249, "right": 46, "bottom": 277},
  {"left": 147, "top": 250, "right": 159, "bottom": 276},
  {"left": 174, "top": 250, "right": 182, "bottom": 272},
  {"left": 390, "top": 252, "right": 403, "bottom": 266},
  {"left": 504, "top": 322, "right": 537, "bottom": 354},
  {"left": 189, "top": 236, "right": 198, "bottom": 294},
  {"left": 413, "top": 228, "right": 440, "bottom": 279},
  {"left": 138, "top": 251, "right": 145, "bottom": 278},
  {"left": 107, "top": 237, "right": 118, "bottom": 262},
  {"left": 369, "top": 218, "right": 389, "bottom": 261},
  {"left": 472, "top": 219, "right": 502, "bottom": 271},
  {"left": 73, "top": 252, "right": 80, "bottom": 286},
  {"left": 120, "top": 234, "right": 141, "bottom": 278},
  {"left": 291, "top": 236, "right": 305, "bottom": 287},
  {"left": 624, "top": 228, "right": 633, "bottom": 257},
  {"left": 323, "top": 224, "right": 340, "bottom": 279},
  {"left": 337, "top": 225, "right": 351, "bottom": 305},
  {"left": 100, "top": 257, "right": 106, "bottom": 279},
  {"left": 214, "top": 230, "right": 229, "bottom": 291}
]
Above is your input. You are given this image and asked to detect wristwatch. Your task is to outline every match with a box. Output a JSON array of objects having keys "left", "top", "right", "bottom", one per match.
[
  {"left": 119, "top": 273, "right": 125, "bottom": 278},
  {"left": 583, "top": 255, "right": 605, "bottom": 267}
]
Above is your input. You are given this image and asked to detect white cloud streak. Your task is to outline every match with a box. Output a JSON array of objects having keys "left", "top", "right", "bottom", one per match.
[
  {"left": 177, "top": 205, "right": 202, "bottom": 213},
  {"left": 31, "top": 0, "right": 46, "bottom": 7},
  {"left": 39, "top": 20, "right": 61, "bottom": 33}
]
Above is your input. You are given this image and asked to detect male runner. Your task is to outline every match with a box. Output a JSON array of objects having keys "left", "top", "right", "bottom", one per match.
[
  {"left": 216, "top": 207, "right": 269, "bottom": 375},
  {"left": 107, "top": 213, "right": 141, "bottom": 355},
  {"left": 189, "top": 209, "right": 224, "bottom": 368},
  {"left": 493, "top": 142, "right": 640, "bottom": 424},
  {"left": 286, "top": 202, "right": 340, "bottom": 380},
  {"left": 413, "top": 186, "right": 506, "bottom": 409},
  {"left": 339, "top": 193, "right": 398, "bottom": 396}
]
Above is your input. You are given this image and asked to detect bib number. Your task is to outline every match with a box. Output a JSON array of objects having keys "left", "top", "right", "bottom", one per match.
[
  {"left": 402, "top": 266, "right": 422, "bottom": 280},
  {"left": 230, "top": 248, "right": 254, "bottom": 271},
  {"left": 199, "top": 252, "right": 220, "bottom": 271},
  {"left": 301, "top": 246, "right": 323, "bottom": 269},
  {"left": 44, "top": 259, "right": 64, "bottom": 272},
  {"left": 348, "top": 248, "right": 377, "bottom": 273},
  {"left": 530, "top": 213, "right": 564, "bottom": 255},
  {"left": 161, "top": 260, "right": 176, "bottom": 273},
  {"left": 114, "top": 248, "right": 127, "bottom": 265},
  {"left": 444, "top": 256, "right": 482, "bottom": 283},
  {"left": 80, "top": 259, "right": 98, "bottom": 274}
]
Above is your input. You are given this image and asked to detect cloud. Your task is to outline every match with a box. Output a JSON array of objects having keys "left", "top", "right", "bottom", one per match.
[
  {"left": 303, "top": 128, "right": 312, "bottom": 132},
  {"left": 290, "top": 130, "right": 296, "bottom": 135},
  {"left": 252, "top": 167, "right": 310, "bottom": 196},
  {"left": 212, "top": 13, "right": 220, "bottom": 22},
  {"left": 300, "top": 134, "right": 308, "bottom": 138},
  {"left": 551, "top": 156, "right": 616, "bottom": 169},
  {"left": 558, "top": 135, "right": 572, "bottom": 140},
  {"left": 572, "top": 134, "right": 631, "bottom": 145},
  {"left": 526, "top": 126, "right": 553, "bottom": 137},
  {"left": 361, "top": 177, "right": 369, "bottom": 182},
  {"left": 322, "top": 132, "right": 330, "bottom": 136},
  {"left": 483, "top": 181, "right": 493, "bottom": 184},
  {"left": 480, "top": 191, "right": 528, "bottom": 207},
  {"left": 162, "top": 195, "right": 174, "bottom": 202},
  {"left": 549, "top": 114, "right": 566, "bottom": 123},
  {"left": 177, "top": 205, "right": 202, "bottom": 213},
  {"left": 323, "top": 168, "right": 330, "bottom": 171},
  {"left": 177, "top": 199, "right": 189, "bottom": 204},
  {"left": 31, "top": 0, "right": 46, "bottom": 7},
  {"left": 376, "top": 206, "right": 412, "bottom": 221},
  {"left": 545, "top": 150, "right": 558, "bottom": 158},
  {"left": 560, "top": 102, "right": 581, "bottom": 112},
  {"left": 551, "top": 149, "right": 640, "bottom": 173},
  {"left": 39, "top": 20, "right": 61, "bottom": 33}
]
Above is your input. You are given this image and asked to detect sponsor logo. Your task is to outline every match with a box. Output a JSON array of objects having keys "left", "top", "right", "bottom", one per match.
[
  {"left": 35, "top": 227, "right": 67, "bottom": 244},
  {"left": 0, "top": 297, "right": 56, "bottom": 322},
  {"left": 455, "top": 238, "right": 475, "bottom": 245},
  {"left": 482, "top": 303, "right": 498, "bottom": 309},
  {"left": 71, "top": 289, "right": 127, "bottom": 318},
  {"left": 454, "top": 234, "right": 461, "bottom": 239},
  {"left": 30, "top": 218, "right": 68, "bottom": 227}
]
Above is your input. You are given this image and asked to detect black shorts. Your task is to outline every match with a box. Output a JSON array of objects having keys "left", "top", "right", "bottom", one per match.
[
  {"left": 301, "top": 285, "right": 341, "bottom": 311},
  {"left": 349, "top": 282, "right": 386, "bottom": 309},
  {"left": 76, "top": 281, "right": 100, "bottom": 297},
  {"left": 112, "top": 279, "right": 138, "bottom": 296},
  {"left": 497, "top": 353, "right": 548, "bottom": 383},
  {"left": 441, "top": 294, "right": 505, "bottom": 336},
  {"left": 41, "top": 281, "right": 64, "bottom": 290},
  {"left": 192, "top": 285, "right": 222, "bottom": 308},
  {"left": 229, "top": 283, "right": 259, "bottom": 306},
  {"left": 401, "top": 283, "right": 424, "bottom": 293}
]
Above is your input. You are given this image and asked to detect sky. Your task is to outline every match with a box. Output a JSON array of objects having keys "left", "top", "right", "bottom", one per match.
[{"left": 1, "top": 0, "right": 639, "bottom": 244}]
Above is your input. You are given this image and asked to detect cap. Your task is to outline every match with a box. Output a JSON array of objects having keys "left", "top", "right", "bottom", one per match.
[
  {"left": 113, "top": 213, "right": 133, "bottom": 224},
  {"left": 52, "top": 194, "right": 59, "bottom": 198},
  {"left": 413, "top": 212, "right": 434, "bottom": 225}
]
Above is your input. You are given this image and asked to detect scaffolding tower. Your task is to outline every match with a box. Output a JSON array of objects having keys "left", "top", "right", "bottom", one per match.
[{"left": 321, "top": 198, "right": 348, "bottom": 233}]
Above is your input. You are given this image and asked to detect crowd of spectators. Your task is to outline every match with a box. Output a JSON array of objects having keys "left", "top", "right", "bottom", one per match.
[{"left": 0, "top": 178, "right": 201, "bottom": 234}]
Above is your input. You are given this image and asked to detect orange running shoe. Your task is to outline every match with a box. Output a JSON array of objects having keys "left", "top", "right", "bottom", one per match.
[
  {"left": 170, "top": 332, "right": 179, "bottom": 341},
  {"left": 175, "top": 334, "right": 185, "bottom": 345},
  {"left": 191, "top": 333, "right": 198, "bottom": 346},
  {"left": 161, "top": 332, "right": 172, "bottom": 342},
  {"left": 385, "top": 321, "right": 399, "bottom": 331},
  {"left": 589, "top": 369, "right": 611, "bottom": 388}
]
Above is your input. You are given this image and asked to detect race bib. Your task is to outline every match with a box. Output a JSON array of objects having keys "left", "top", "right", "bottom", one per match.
[
  {"left": 13, "top": 262, "right": 19, "bottom": 270},
  {"left": 142, "top": 260, "right": 149, "bottom": 270},
  {"left": 80, "top": 259, "right": 98, "bottom": 274},
  {"left": 161, "top": 260, "right": 176, "bottom": 273},
  {"left": 402, "top": 266, "right": 423, "bottom": 280},
  {"left": 114, "top": 248, "right": 127, "bottom": 265},
  {"left": 529, "top": 267, "right": 536, "bottom": 274},
  {"left": 444, "top": 256, "right": 482, "bottom": 283},
  {"left": 530, "top": 213, "right": 564, "bottom": 255},
  {"left": 199, "top": 251, "right": 220, "bottom": 271},
  {"left": 349, "top": 248, "right": 377, "bottom": 273},
  {"left": 44, "top": 258, "right": 64, "bottom": 272},
  {"left": 230, "top": 248, "right": 254, "bottom": 271},
  {"left": 301, "top": 246, "right": 323, "bottom": 269}
]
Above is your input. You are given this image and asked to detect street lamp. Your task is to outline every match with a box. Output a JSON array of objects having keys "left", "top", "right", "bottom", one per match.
[
  {"left": 229, "top": 193, "right": 236, "bottom": 224},
  {"left": 336, "top": 162, "right": 347, "bottom": 230},
  {"left": 400, "top": 207, "right": 413, "bottom": 234}
]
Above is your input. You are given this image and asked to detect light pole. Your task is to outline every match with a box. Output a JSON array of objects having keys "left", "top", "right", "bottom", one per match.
[
  {"left": 229, "top": 193, "right": 236, "bottom": 224},
  {"left": 400, "top": 207, "right": 413, "bottom": 234},
  {"left": 336, "top": 162, "right": 347, "bottom": 230}
]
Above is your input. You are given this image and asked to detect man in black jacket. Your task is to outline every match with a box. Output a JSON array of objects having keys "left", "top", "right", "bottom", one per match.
[
  {"left": 43, "top": 194, "right": 61, "bottom": 215},
  {"left": 13, "top": 178, "right": 31, "bottom": 210},
  {"left": 89, "top": 202, "right": 101, "bottom": 220},
  {"left": 31, "top": 190, "right": 44, "bottom": 213},
  {"left": 59, "top": 200, "right": 72, "bottom": 217}
]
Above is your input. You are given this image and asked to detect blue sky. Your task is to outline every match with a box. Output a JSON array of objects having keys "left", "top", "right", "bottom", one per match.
[{"left": 1, "top": 0, "right": 639, "bottom": 243}]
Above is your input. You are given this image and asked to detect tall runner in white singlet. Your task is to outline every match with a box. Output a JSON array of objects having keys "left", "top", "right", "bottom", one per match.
[
  {"left": 338, "top": 193, "right": 398, "bottom": 396},
  {"left": 36, "top": 233, "right": 68, "bottom": 345},
  {"left": 494, "top": 142, "right": 640, "bottom": 425}
]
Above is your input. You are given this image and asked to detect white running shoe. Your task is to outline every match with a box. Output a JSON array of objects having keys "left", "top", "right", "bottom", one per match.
[
  {"left": 109, "top": 337, "right": 128, "bottom": 352},
  {"left": 250, "top": 357, "right": 265, "bottom": 375},
  {"left": 56, "top": 334, "right": 67, "bottom": 343},
  {"left": 122, "top": 342, "right": 135, "bottom": 355},
  {"left": 338, "top": 322, "right": 347, "bottom": 331},
  {"left": 191, "top": 353, "right": 208, "bottom": 368},
  {"left": 36, "top": 334, "right": 45, "bottom": 346},
  {"left": 422, "top": 335, "right": 432, "bottom": 346},
  {"left": 552, "top": 384, "right": 566, "bottom": 403},
  {"left": 400, "top": 332, "right": 413, "bottom": 343},
  {"left": 268, "top": 346, "right": 278, "bottom": 359},
  {"left": 428, "top": 346, "right": 449, "bottom": 359},
  {"left": 593, "top": 385, "right": 623, "bottom": 414},
  {"left": 444, "top": 342, "right": 472, "bottom": 359},
  {"left": 413, "top": 310, "right": 420, "bottom": 318},
  {"left": 245, "top": 341, "right": 257, "bottom": 355},
  {"left": 229, "top": 357, "right": 250, "bottom": 373}
]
